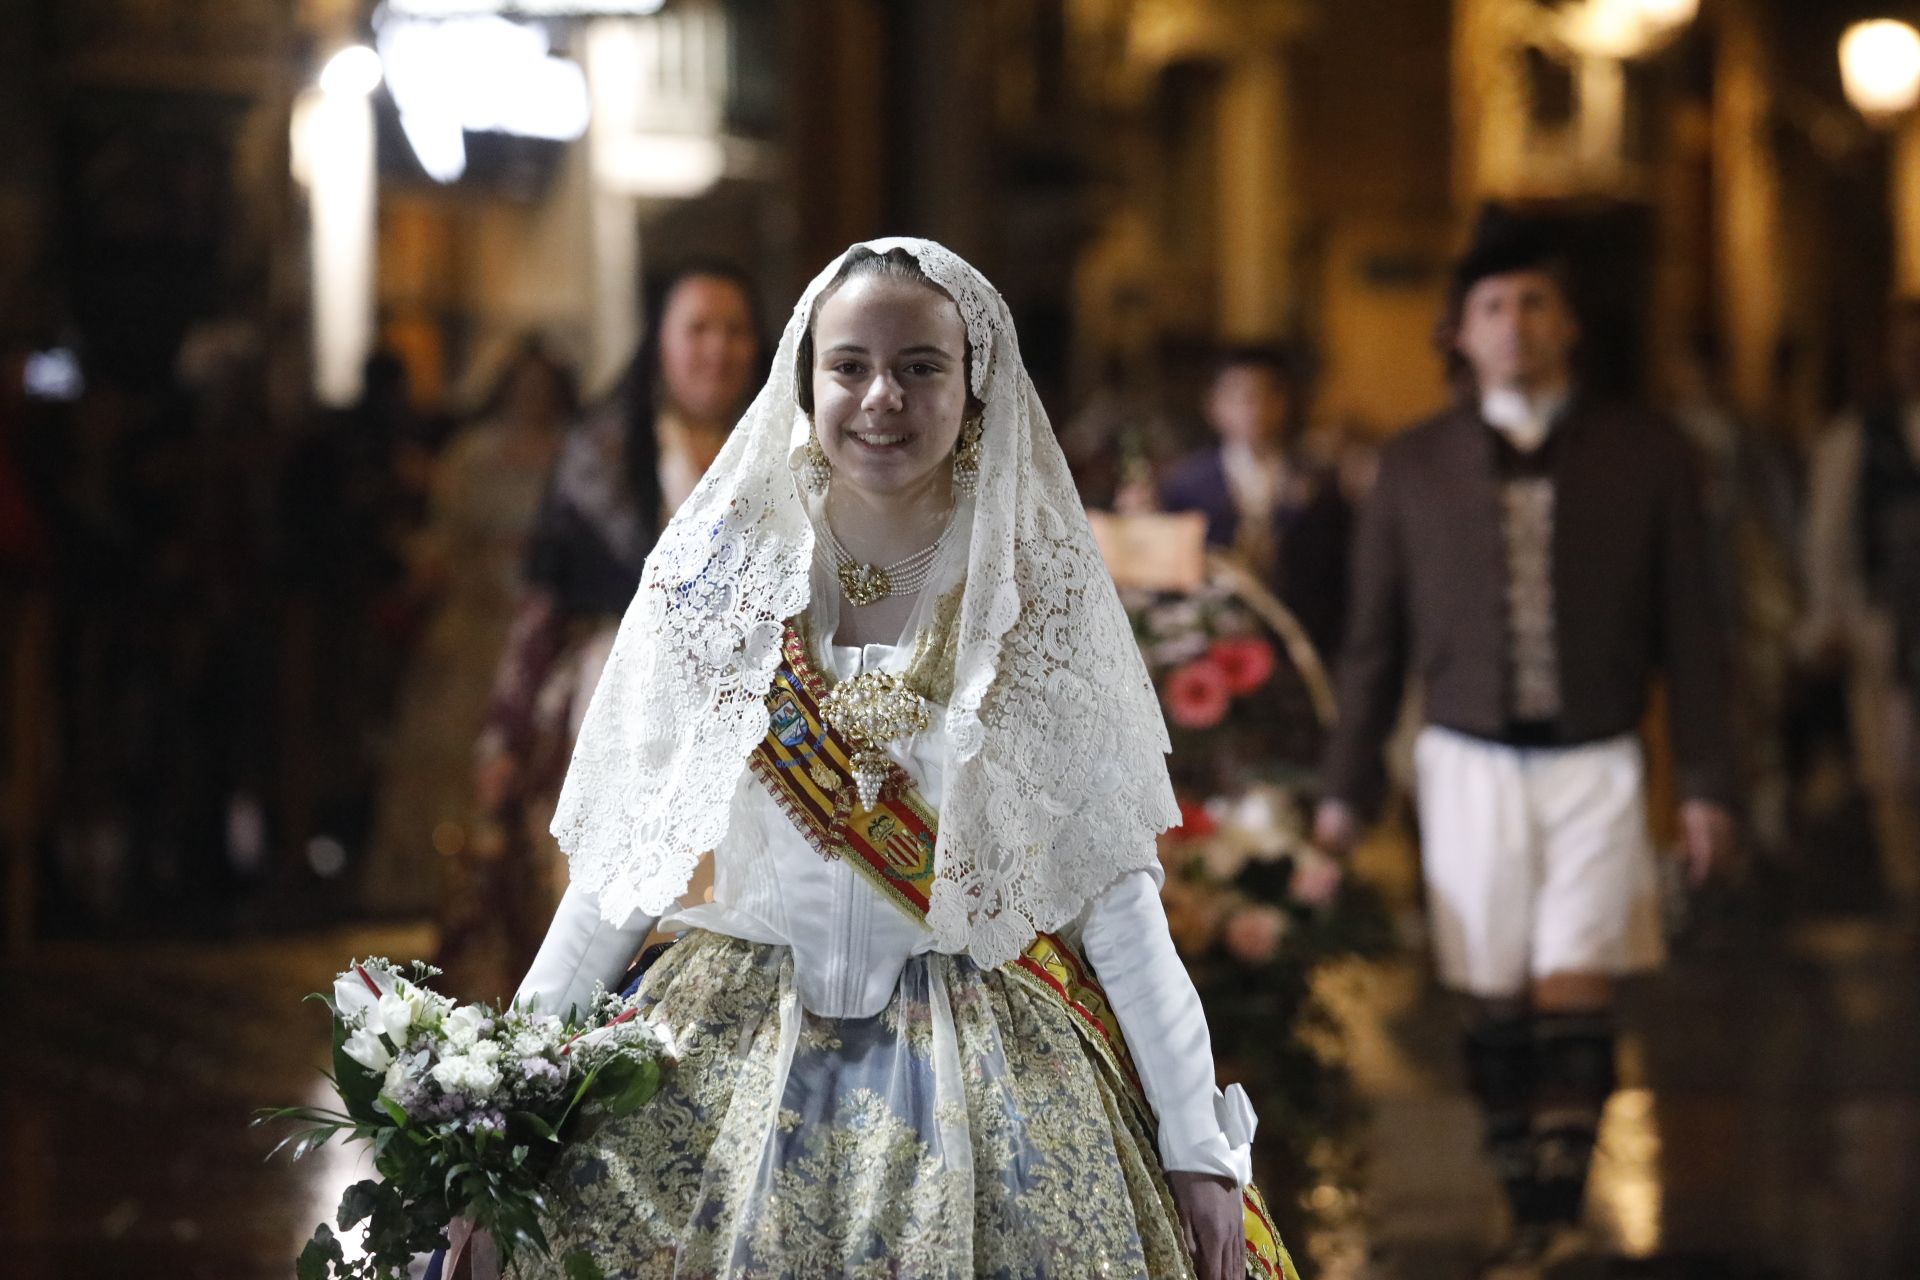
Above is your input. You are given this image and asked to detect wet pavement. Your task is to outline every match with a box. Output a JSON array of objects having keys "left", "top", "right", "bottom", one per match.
[
  {"left": 1337, "top": 830, "right": 1920, "bottom": 1280},
  {"left": 1, "top": 923, "right": 435, "bottom": 1280},
  {"left": 3, "top": 853, "right": 1916, "bottom": 1279}
]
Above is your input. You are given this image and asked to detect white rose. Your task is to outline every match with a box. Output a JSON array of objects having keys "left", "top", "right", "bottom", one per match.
[
  {"left": 443, "top": 1005, "right": 488, "bottom": 1050},
  {"left": 382, "top": 1056, "right": 411, "bottom": 1097},
  {"left": 430, "top": 1053, "right": 473, "bottom": 1093},
  {"left": 343, "top": 1026, "right": 395, "bottom": 1073},
  {"left": 467, "top": 1038, "right": 502, "bottom": 1065},
  {"left": 511, "top": 1030, "right": 553, "bottom": 1058},
  {"left": 465, "top": 1060, "right": 502, "bottom": 1098}
]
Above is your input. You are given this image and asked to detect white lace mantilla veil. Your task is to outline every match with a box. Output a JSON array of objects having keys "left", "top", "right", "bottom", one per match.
[{"left": 550, "top": 237, "right": 1180, "bottom": 969}]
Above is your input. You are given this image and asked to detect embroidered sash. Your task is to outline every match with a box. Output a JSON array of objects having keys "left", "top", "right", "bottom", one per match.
[{"left": 751, "top": 620, "right": 1298, "bottom": 1280}]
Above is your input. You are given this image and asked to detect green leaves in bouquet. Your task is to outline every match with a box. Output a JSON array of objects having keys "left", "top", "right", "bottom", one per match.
[
  {"left": 295, "top": 1224, "right": 345, "bottom": 1280},
  {"left": 269, "top": 972, "right": 672, "bottom": 1279},
  {"left": 554, "top": 1047, "right": 664, "bottom": 1133},
  {"left": 564, "top": 1250, "right": 609, "bottom": 1280},
  {"left": 592, "top": 1054, "right": 664, "bottom": 1118},
  {"left": 317, "top": 991, "right": 386, "bottom": 1125}
]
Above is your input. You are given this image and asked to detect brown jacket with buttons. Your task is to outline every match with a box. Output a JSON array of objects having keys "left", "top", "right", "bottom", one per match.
[{"left": 1319, "top": 399, "right": 1737, "bottom": 817}]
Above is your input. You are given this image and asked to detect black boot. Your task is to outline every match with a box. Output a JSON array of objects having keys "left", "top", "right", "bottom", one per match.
[
  {"left": 1530, "top": 1010, "right": 1617, "bottom": 1228},
  {"left": 1463, "top": 1012, "right": 1544, "bottom": 1231}
]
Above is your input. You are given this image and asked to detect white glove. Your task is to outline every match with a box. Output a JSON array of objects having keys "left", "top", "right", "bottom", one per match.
[
  {"left": 513, "top": 883, "right": 660, "bottom": 1018},
  {"left": 1080, "top": 869, "right": 1257, "bottom": 1187}
]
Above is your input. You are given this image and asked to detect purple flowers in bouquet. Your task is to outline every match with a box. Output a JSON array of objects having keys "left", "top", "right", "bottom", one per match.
[{"left": 258, "top": 958, "right": 670, "bottom": 1280}]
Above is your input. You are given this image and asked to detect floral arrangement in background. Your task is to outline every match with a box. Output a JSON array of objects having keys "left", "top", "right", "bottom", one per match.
[
  {"left": 1128, "top": 584, "right": 1324, "bottom": 793},
  {"left": 259, "top": 959, "right": 671, "bottom": 1280},
  {"left": 1159, "top": 784, "right": 1394, "bottom": 1255},
  {"left": 1126, "top": 583, "right": 1392, "bottom": 1254}
]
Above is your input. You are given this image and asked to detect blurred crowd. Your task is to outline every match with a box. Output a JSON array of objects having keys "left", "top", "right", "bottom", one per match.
[{"left": 2, "top": 235, "right": 1916, "bottom": 994}]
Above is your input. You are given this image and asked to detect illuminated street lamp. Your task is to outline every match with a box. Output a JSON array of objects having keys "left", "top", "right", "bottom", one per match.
[
  {"left": 317, "top": 44, "right": 383, "bottom": 99},
  {"left": 1840, "top": 19, "right": 1920, "bottom": 124},
  {"left": 292, "top": 45, "right": 381, "bottom": 407},
  {"left": 1560, "top": 0, "right": 1699, "bottom": 60},
  {"left": 1631, "top": 0, "right": 1699, "bottom": 36}
]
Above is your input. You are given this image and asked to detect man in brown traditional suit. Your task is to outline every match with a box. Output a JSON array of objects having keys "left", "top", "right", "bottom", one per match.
[{"left": 1313, "top": 211, "right": 1737, "bottom": 1273}]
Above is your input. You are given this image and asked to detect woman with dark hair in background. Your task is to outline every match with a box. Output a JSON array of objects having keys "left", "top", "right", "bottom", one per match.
[
  {"left": 362, "top": 338, "right": 579, "bottom": 917},
  {"left": 435, "top": 261, "right": 765, "bottom": 1001}
]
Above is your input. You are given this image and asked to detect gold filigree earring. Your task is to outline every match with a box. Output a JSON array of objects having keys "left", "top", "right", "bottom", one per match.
[
  {"left": 951, "top": 415, "right": 983, "bottom": 496},
  {"left": 801, "top": 421, "right": 832, "bottom": 495}
]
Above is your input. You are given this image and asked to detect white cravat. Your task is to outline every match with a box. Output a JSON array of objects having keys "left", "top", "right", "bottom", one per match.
[
  {"left": 1220, "top": 441, "right": 1287, "bottom": 523},
  {"left": 1482, "top": 385, "right": 1571, "bottom": 453}
]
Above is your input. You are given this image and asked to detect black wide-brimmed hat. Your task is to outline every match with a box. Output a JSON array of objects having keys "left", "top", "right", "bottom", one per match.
[{"left": 1452, "top": 204, "right": 1569, "bottom": 298}]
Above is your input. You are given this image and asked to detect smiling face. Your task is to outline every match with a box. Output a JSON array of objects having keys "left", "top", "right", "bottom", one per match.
[{"left": 808, "top": 275, "right": 971, "bottom": 501}]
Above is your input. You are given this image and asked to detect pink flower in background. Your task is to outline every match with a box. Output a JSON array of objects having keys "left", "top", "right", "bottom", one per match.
[
  {"left": 1165, "top": 659, "right": 1231, "bottom": 728},
  {"left": 1290, "top": 848, "right": 1344, "bottom": 909},
  {"left": 1223, "top": 904, "right": 1290, "bottom": 966},
  {"left": 1209, "top": 636, "right": 1276, "bottom": 695}
]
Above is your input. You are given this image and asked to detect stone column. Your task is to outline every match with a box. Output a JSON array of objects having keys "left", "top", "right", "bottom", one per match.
[
  {"left": 585, "top": 18, "right": 644, "bottom": 396},
  {"left": 1892, "top": 114, "right": 1920, "bottom": 299},
  {"left": 1216, "top": 52, "right": 1295, "bottom": 339},
  {"left": 1712, "top": 0, "right": 1786, "bottom": 415}
]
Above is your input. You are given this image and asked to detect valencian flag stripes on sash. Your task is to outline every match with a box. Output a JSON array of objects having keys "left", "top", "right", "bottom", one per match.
[{"left": 750, "top": 620, "right": 1301, "bottom": 1280}]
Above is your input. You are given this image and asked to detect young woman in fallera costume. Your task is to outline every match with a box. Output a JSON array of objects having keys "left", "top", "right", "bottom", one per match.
[{"left": 456, "top": 240, "right": 1297, "bottom": 1279}]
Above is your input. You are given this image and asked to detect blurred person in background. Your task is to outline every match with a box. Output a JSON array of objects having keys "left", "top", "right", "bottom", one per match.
[
  {"left": 1314, "top": 209, "right": 1736, "bottom": 1275},
  {"left": 277, "top": 349, "right": 427, "bottom": 903},
  {"left": 1802, "top": 297, "right": 1920, "bottom": 944},
  {"left": 158, "top": 318, "right": 279, "bottom": 914},
  {"left": 1, "top": 341, "right": 54, "bottom": 946},
  {"left": 0, "top": 344, "right": 52, "bottom": 578},
  {"left": 362, "top": 338, "right": 578, "bottom": 917},
  {"left": 435, "top": 260, "right": 765, "bottom": 1000},
  {"left": 1666, "top": 332, "right": 1800, "bottom": 867},
  {"left": 1156, "top": 344, "right": 1353, "bottom": 659}
]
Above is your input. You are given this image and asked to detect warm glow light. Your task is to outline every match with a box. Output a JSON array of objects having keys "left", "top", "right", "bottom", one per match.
[
  {"left": 1561, "top": 0, "right": 1698, "bottom": 59},
  {"left": 1841, "top": 20, "right": 1920, "bottom": 122},
  {"left": 376, "top": 15, "right": 592, "bottom": 183},
  {"left": 385, "top": 0, "right": 664, "bottom": 14},
  {"left": 291, "top": 88, "right": 378, "bottom": 407},
  {"left": 1588, "top": 1087, "right": 1664, "bottom": 1257},
  {"left": 596, "top": 134, "right": 728, "bottom": 198},
  {"left": 318, "top": 45, "right": 383, "bottom": 99},
  {"left": 1633, "top": 0, "right": 1698, "bottom": 31}
]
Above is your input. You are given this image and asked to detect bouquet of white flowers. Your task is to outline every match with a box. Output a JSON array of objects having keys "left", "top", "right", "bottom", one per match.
[{"left": 259, "top": 958, "right": 671, "bottom": 1280}]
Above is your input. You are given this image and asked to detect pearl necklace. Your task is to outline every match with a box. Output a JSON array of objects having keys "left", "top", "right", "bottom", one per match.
[{"left": 820, "top": 515, "right": 958, "bottom": 606}]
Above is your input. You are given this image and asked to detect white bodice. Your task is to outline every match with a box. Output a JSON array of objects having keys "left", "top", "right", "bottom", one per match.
[
  {"left": 661, "top": 640, "right": 949, "bottom": 1019},
  {"left": 519, "top": 637, "right": 1255, "bottom": 1182}
]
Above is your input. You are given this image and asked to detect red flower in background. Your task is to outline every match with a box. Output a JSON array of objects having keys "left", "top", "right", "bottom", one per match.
[
  {"left": 1174, "top": 798, "right": 1217, "bottom": 838},
  {"left": 1209, "top": 637, "right": 1276, "bottom": 695},
  {"left": 1165, "top": 659, "right": 1231, "bottom": 728}
]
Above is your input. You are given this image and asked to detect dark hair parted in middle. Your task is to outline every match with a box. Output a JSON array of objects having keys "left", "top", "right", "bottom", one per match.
[{"left": 795, "top": 247, "right": 981, "bottom": 416}]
